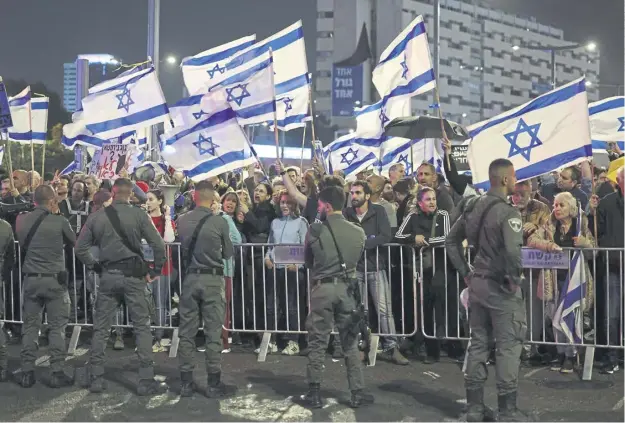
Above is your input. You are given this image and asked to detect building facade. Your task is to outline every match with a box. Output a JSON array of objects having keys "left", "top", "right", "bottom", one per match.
[
  {"left": 62, "top": 54, "right": 121, "bottom": 112},
  {"left": 315, "top": 0, "right": 600, "bottom": 131},
  {"left": 63, "top": 63, "right": 78, "bottom": 112}
]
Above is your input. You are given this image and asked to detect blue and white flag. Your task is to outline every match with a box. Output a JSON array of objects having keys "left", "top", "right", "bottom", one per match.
[
  {"left": 552, "top": 203, "right": 586, "bottom": 344},
  {"left": 7, "top": 87, "right": 34, "bottom": 143},
  {"left": 60, "top": 160, "right": 77, "bottom": 176},
  {"left": 62, "top": 118, "right": 108, "bottom": 150},
  {"left": 372, "top": 15, "right": 436, "bottom": 99},
  {"left": 81, "top": 65, "right": 169, "bottom": 139},
  {"left": 8, "top": 94, "right": 49, "bottom": 144},
  {"left": 161, "top": 106, "right": 256, "bottom": 181},
  {"left": 209, "top": 51, "right": 276, "bottom": 126},
  {"left": 323, "top": 133, "right": 382, "bottom": 180},
  {"left": 588, "top": 96, "right": 625, "bottom": 152},
  {"left": 118, "top": 128, "right": 148, "bottom": 148},
  {"left": 467, "top": 77, "right": 591, "bottom": 190},
  {"left": 354, "top": 96, "right": 411, "bottom": 137},
  {"left": 181, "top": 35, "right": 256, "bottom": 95},
  {"left": 226, "top": 21, "right": 310, "bottom": 130},
  {"left": 377, "top": 137, "right": 444, "bottom": 176}
]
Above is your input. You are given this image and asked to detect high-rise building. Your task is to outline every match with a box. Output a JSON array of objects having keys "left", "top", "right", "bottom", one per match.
[
  {"left": 315, "top": 0, "right": 600, "bottom": 131},
  {"left": 62, "top": 54, "right": 122, "bottom": 112}
]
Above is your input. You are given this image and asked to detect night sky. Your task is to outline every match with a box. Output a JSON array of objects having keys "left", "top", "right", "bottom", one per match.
[{"left": 0, "top": 0, "right": 622, "bottom": 103}]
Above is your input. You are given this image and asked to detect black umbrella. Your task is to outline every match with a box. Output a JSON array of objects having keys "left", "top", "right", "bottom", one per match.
[{"left": 383, "top": 116, "right": 471, "bottom": 141}]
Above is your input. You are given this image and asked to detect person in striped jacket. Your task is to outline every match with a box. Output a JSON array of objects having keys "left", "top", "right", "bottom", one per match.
[{"left": 394, "top": 187, "right": 463, "bottom": 363}]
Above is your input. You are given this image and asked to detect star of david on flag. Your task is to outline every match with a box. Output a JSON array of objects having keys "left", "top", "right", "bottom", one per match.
[
  {"left": 588, "top": 96, "right": 625, "bottom": 152},
  {"left": 397, "top": 153, "right": 411, "bottom": 173},
  {"left": 618, "top": 116, "right": 624, "bottom": 132},
  {"left": 503, "top": 118, "right": 543, "bottom": 161},
  {"left": 379, "top": 109, "right": 390, "bottom": 127},
  {"left": 116, "top": 86, "right": 135, "bottom": 113},
  {"left": 340, "top": 147, "right": 359, "bottom": 166},
  {"left": 225, "top": 83, "right": 251, "bottom": 107},
  {"left": 193, "top": 133, "right": 219, "bottom": 156},
  {"left": 207, "top": 63, "right": 226, "bottom": 79},
  {"left": 282, "top": 97, "right": 293, "bottom": 114},
  {"left": 400, "top": 55, "right": 408, "bottom": 79},
  {"left": 192, "top": 110, "right": 209, "bottom": 120}
]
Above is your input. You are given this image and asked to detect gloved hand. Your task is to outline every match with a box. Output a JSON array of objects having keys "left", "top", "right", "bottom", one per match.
[{"left": 92, "top": 262, "right": 103, "bottom": 275}]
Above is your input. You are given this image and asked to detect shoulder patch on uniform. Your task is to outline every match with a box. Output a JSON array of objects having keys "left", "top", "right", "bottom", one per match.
[{"left": 508, "top": 218, "right": 522, "bottom": 232}]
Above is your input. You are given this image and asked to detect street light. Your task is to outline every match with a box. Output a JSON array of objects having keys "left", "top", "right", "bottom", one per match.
[
  {"left": 165, "top": 55, "right": 177, "bottom": 65},
  {"left": 585, "top": 80, "right": 593, "bottom": 87},
  {"left": 511, "top": 41, "right": 598, "bottom": 88}
]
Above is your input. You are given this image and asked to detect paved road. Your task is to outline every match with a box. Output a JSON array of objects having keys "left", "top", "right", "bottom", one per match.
[{"left": 0, "top": 340, "right": 623, "bottom": 422}]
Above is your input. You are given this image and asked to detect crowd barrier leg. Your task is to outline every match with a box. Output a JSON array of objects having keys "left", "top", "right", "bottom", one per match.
[
  {"left": 582, "top": 346, "right": 595, "bottom": 381},
  {"left": 257, "top": 332, "right": 271, "bottom": 363},
  {"left": 368, "top": 335, "right": 379, "bottom": 367},
  {"left": 169, "top": 328, "right": 179, "bottom": 358},
  {"left": 68, "top": 326, "right": 81, "bottom": 355}
]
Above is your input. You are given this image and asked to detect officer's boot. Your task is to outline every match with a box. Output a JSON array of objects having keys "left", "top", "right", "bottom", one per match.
[
  {"left": 0, "top": 367, "right": 8, "bottom": 382},
  {"left": 205, "top": 372, "right": 237, "bottom": 398},
  {"left": 137, "top": 378, "right": 168, "bottom": 396},
  {"left": 497, "top": 392, "right": 535, "bottom": 422},
  {"left": 349, "top": 390, "right": 374, "bottom": 408},
  {"left": 179, "top": 371, "right": 196, "bottom": 397},
  {"left": 48, "top": 370, "right": 74, "bottom": 388},
  {"left": 466, "top": 388, "right": 495, "bottom": 422},
  {"left": 88, "top": 374, "right": 107, "bottom": 393},
  {"left": 18, "top": 370, "right": 36, "bottom": 388},
  {"left": 303, "top": 383, "right": 322, "bottom": 408}
]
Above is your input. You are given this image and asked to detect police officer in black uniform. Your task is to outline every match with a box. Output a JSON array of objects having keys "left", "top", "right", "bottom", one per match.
[
  {"left": 446, "top": 158, "right": 531, "bottom": 422},
  {"left": 0, "top": 212, "right": 14, "bottom": 382}
]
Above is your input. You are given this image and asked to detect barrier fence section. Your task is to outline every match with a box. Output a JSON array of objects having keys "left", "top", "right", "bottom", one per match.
[
  {"left": 418, "top": 245, "right": 624, "bottom": 380},
  {"left": 1, "top": 241, "right": 622, "bottom": 377}
]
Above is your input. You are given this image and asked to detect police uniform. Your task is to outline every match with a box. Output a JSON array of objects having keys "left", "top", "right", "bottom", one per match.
[
  {"left": 0, "top": 218, "right": 14, "bottom": 382},
  {"left": 75, "top": 200, "right": 165, "bottom": 395},
  {"left": 304, "top": 213, "right": 372, "bottom": 408},
  {"left": 176, "top": 206, "right": 234, "bottom": 397},
  {"left": 16, "top": 206, "right": 76, "bottom": 388},
  {"left": 445, "top": 192, "right": 528, "bottom": 421}
]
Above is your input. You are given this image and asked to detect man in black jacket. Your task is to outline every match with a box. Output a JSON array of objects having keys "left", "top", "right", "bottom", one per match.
[
  {"left": 344, "top": 181, "right": 409, "bottom": 365},
  {"left": 590, "top": 166, "right": 624, "bottom": 374}
]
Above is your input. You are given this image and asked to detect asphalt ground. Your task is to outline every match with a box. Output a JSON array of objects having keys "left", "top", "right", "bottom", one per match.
[{"left": 0, "top": 336, "right": 623, "bottom": 422}]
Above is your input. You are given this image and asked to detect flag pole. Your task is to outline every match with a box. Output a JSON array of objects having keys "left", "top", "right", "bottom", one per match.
[
  {"left": 27, "top": 92, "right": 35, "bottom": 190},
  {"left": 2, "top": 130, "right": 14, "bottom": 190},
  {"left": 268, "top": 48, "right": 280, "bottom": 160},
  {"left": 299, "top": 121, "right": 307, "bottom": 172},
  {"left": 307, "top": 84, "right": 317, "bottom": 144},
  {"left": 434, "top": 86, "right": 451, "bottom": 170}
]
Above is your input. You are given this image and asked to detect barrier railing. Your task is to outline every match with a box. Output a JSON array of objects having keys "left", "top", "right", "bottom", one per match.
[
  {"left": 418, "top": 245, "right": 624, "bottom": 380},
  {"left": 2, "top": 241, "right": 622, "bottom": 377}
]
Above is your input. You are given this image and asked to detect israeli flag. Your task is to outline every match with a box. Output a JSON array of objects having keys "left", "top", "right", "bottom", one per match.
[
  {"left": 323, "top": 133, "right": 382, "bottom": 180},
  {"left": 181, "top": 35, "right": 256, "bottom": 95},
  {"left": 226, "top": 21, "right": 310, "bottom": 130},
  {"left": 8, "top": 95, "right": 49, "bottom": 144},
  {"left": 372, "top": 15, "right": 436, "bottom": 99},
  {"left": 467, "top": 77, "right": 591, "bottom": 190},
  {"left": 62, "top": 118, "right": 108, "bottom": 150},
  {"left": 7, "top": 87, "right": 34, "bottom": 143},
  {"left": 588, "top": 96, "right": 625, "bottom": 152},
  {"left": 81, "top": 65, "right": 169, "bottom": 139},
  {"left": 377, "top": 137, "right": 444, "bottom": 176},
  {"left": 60, "top": 160, "right": 77, "bottom": 175},
  {"left": 209, "top": 51, "right": 276, "bottom": 126},
  {"left": 354, "top": 96, "right": 411, "bottom": 137},
  {"left": 118, "top": 128, "right": 148, "bottom": 147},
  {"left": 161, "top": 106, "right": 256, "bottom": 181},
  {"left": 552, "top": 203, "right": 587, "bottom": 344}
]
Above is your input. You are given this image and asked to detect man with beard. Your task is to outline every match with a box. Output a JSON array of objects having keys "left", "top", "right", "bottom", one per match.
[
  {"left": 344, "top": 181, "right": 408, "bottom": 365},
  {"left": 416, "top": 162, "right": 454, "bottom": 212},
  {"left": 367, "top": 175, "right": 397, "bottom": 231}
]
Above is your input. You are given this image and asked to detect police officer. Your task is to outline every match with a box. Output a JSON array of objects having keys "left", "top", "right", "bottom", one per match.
[
  {"left": 16, "top": 185, "right": 75, "bottom": 388},
  {"left": 0, "top": 214, "right": 14, "bottom": 383},
  {"left": 75, "top": 178, "right": 166, "bottom": 395},
  {"left": 176, "top": 180, "right": 235, "bottom": 398},
  {"left": 445, "top": 159, "right": 531, "bottom": 422},
  {"left": 303, "top": 186, "right": 373, "bottom": 409}
]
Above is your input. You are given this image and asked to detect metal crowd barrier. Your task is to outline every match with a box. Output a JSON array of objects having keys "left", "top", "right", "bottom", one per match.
[{"left": 418, "top": 245, "right": 624, "bottom": 380}]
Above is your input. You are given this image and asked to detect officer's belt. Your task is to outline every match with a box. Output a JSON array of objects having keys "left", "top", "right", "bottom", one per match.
[
  {"left": 316, "top": 276, "right": 349, "bottom": 284},
  {"left": 187, "top": 267, "right": 224, "bottom": 276},
  {"left": 104, "top": 257, "right": 137, "bottom": 271},
  {"left": 24, "top": 272, "right": 58, "bottom": 278}
]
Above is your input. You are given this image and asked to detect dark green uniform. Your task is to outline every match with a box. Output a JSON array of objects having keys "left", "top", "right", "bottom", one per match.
[
  {"left": 0, "top": 218, "right": 15, "bottom": 379},
  {"left": 75, "top": 200, "right": 165, "bottom": 382},
  {"left": 176, "top": 207, "right": 232, "bottom": 377},
  {"left": 445, "top": 192, "right": 527, "bottom": 419},
  {"left": 304, "top": 213, "right": 366, "bottom": 391},
  {"left": 16, "top": 207, "right": 75, "bottom": 375}
]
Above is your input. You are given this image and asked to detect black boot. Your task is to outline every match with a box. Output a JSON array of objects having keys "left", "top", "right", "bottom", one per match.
[
  {"left": 48, "top": 371, "right": 74, "bottom": 388},
  {"left": 137, "top": 378, "right": 168, "bottom": 396},
  {"left": 349, "top": 390, "right": 374, "bottom": 408},
  {"left": 465, "top": 388, "right": 495, "bottom": 422},
  {"left": 304, "top": 383, "right": 322, "bottom": 408},
  {"left": 18, "top": 370, "right": 36, "bottom": 388},
  {"left": 0, "top": 367, "right": 8, "bottom": 383},
  {"left": 180, "top": 371, "right": 196, "bottom": 397},
  {"left": 88, "top": 375, "right": 106, "bottom": 393},
  {"left": 205, "top": 372, "right": 237, "bottom": 398},
  {"left": 498, "top": 392, "right": 534, "bottom": 422}
]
